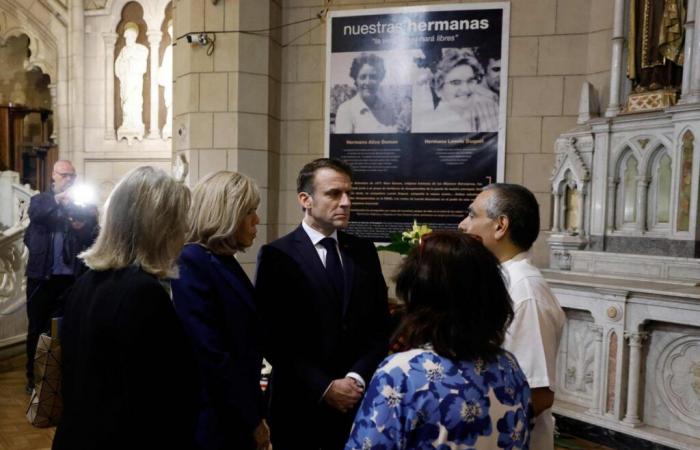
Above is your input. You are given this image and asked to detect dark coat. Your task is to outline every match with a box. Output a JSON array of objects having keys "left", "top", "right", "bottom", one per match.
[
  {"left": 52, "top": 267, "right": 199, "bottom": 450},
  {"left": 255, "top": 225, "right": 390, "bottom": 449},
  {"left": 171, "top": 244, "right": 264, "bottom": 450},
  {"left": 24, "top": 192, "right": 98, "bottom": 279}
]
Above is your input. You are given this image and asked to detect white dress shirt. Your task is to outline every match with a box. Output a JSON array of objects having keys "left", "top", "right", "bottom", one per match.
[{"left": 502, "top": 252, "right": 566, "bottom": 450}]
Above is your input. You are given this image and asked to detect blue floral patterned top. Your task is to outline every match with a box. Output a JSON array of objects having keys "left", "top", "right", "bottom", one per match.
[{"left": 345, "top": 348, "right": 532, "bottom": 450}]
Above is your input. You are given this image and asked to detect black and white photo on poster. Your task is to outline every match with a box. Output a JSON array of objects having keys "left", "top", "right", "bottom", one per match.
[{"left": 326, "top": 3, "right": 509, "bottom": 241}]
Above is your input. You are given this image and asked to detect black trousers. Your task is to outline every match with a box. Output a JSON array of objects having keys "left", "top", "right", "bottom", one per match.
[{"left": 25, "top": 275, "right": 74, "bottom": 385}]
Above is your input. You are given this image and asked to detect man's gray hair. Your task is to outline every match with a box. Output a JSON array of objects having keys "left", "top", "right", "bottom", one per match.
[{"left": 482, "top": 183, "right": 540, "bottom": 251}]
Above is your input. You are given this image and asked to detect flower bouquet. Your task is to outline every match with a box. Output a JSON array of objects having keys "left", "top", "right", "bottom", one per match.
[{"left": 377, "top": 220, "right": 432, "bottom": 255}]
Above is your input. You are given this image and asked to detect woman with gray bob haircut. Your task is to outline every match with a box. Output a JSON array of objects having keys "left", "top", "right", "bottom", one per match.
[
  {"left": 171, "top": 171, "right": 270, "bottom": 450},
  {"left": 53, "top": 166, "right": 200, "bottom": 450}
]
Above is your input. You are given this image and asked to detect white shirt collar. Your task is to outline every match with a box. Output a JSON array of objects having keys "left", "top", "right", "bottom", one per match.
[
  {"left": 301, "top": 220, "right": 338, "bottom": 246},
  {"left": 501, "top": 251, "right": 530, "bottom": 269}
]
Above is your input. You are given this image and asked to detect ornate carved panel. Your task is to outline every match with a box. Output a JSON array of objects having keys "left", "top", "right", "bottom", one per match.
[{"left": 557, "top": 309, "right": 595, "bottom": 407}]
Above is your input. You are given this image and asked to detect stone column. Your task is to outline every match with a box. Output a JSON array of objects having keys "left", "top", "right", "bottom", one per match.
[
  {"left": 635, "top": 177, "right": 650, "bottom": 232},
  {"left": 588, "top": 325, "right": 604, "bottom": 415},
  {"left": 605, "top": 0, "right": 626, "bottom": 117},
  {"left": 623, "top": 331, "right": 648, "bottom": 425},
  {"left": 103, "top": 32, "right": 118, "bottom": 140},
  {"left": 680, "top": 0, "right": 696, "bottom": 99},
  {"left": 48, "top": 83, "right": 58, "bottom": 144},
  {"left": 577, "top": 188, "right": 586, "bottom": 235},
  {"left": 688, "top": 0, "right": 700, "bottom": 99},
  {"left": 147, "top": 31, "right": 162, "bottom": 139},
  {"left": 68, "top": 0, "right": 85, "bottom": 161},
  {"left": 552, "top": 190, "right": 561, "bottom": 232},
  {"left": 606, "top": 177, "right": 618, "bottom": 231}
]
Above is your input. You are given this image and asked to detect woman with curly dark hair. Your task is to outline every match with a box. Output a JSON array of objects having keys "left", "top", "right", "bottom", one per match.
[{"left": 345, "top": 231, "right": 532, "bottom": 449}]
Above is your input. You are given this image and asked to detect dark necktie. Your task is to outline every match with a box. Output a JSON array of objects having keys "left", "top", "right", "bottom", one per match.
[{"left": 319, "top": 237, "right": 345, "bottom": 300}]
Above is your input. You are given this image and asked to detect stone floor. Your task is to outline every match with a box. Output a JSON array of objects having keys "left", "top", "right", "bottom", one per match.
[{"left": 0, "top": 354, "right": 612, "bottom": 450}]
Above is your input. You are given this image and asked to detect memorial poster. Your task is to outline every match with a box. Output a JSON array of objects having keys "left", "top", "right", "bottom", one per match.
[{"left": 326, "top": 3, "right": 509, "bottom": 241}]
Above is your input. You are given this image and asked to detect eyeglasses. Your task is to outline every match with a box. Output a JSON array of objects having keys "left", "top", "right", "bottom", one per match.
[{"left": 54, "top": 171, "right": 77, "bottom": 179}]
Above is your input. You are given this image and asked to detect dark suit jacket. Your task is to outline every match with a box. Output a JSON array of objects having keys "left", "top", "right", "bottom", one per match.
[
  {"left": 255, "top": 225, "right": 390, "bottom": 449},
  {"left": 171, "top": 244, "right": 264, "bottom": 450},
  {"left": 53, "top": 267, "right": 199, "bottom": 450},
  {"left": 24, "top": 192, "right": 98, "bottom": 279}
]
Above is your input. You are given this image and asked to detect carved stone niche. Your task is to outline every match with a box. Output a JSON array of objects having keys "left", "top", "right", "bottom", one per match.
[{"left": 548, "top": 136, "right": 591, "bottom": 270}]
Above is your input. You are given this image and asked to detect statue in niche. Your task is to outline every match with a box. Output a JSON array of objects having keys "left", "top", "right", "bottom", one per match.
[
  {"left": 565, "top": 181, "right": 580, "bottom": 233},
  {"left": 627, "top": 0, "right": 686, "bottom": 93},
  {"left": 158, "top": 20, "right": 173, "bottom": 140},
  {"left": 116, "top": 22, "right": 148, "bottom": 144}
]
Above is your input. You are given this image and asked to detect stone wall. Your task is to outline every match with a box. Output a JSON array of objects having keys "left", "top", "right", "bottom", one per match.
[{"left": 172, "top": 0, "right": 614, "bottom": 277}]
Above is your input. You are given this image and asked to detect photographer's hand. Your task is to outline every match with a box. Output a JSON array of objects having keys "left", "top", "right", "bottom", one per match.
[{"left": 54, "top": 191, "right": 71, "bottom": 206}]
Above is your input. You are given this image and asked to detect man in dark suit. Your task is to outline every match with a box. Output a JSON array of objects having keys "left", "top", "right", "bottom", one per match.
[
  {"left": 256, "top": 158, "right": 390, "bottom": 450},
  {"left": 23, "top": 160, "right": 98, "bottom": 394}
]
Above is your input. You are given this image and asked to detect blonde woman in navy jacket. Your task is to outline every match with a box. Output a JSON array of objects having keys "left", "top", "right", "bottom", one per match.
[{"left": 172, "top": 171, "right": 269, "bottom": 450}]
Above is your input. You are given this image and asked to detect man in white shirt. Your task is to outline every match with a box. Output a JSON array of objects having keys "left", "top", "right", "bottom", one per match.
[{"left": 458, "top": 183, "right": 566, "bottom": 449}]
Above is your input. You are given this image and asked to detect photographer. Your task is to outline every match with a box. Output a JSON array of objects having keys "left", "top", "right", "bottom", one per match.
[{"left": 23, "top": 160, "right": 98, "bottom": 394}]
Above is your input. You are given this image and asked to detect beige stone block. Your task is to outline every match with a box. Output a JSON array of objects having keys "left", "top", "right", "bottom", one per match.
[
  {"left": 174, "top": 38, "right": 192, "bottom": 78},
  {"left": 282, "top": 83, "right": 323, "bottom": 120},
  {"left": 84, "top": 105, "right": 101, "bottom": 128},
  {"left": 281, "top": 121, "right": 309, "bottom": 154},
  {"left": 523, "top": 153, "right": 555, "bottom": 193},
  {"left": 269, "top": 42, "right": 282, "bottom": 82},
  {"left": 181, "top": 0, "right": 205, "bottom": 35},
  {"left": 511, "top": 77, "right": 563, "bottom": 117},
  {"left": 563, "top": 75, "right": 587, "bottom": 116},
  {"left": 269, "top": 2, "right": 283, "bottom": 44},
  {"left": 509, "top": 37, "right": 538, "bottom": 76},
  {"left": 190, "top": 113, "right": 214, "bottom": 149},
  {"left": 199, "top": 72, "right": 228, "bottom": 112},
  {"left": 282, "top": 47, "right": 298, "bottom": 83},
  {"left": 587, "top": 29, "right": 612, "bottom": 74},
  {"left": 269, "top": 79, "right": 282, "bottom": 120},
  {"left": 279, "top": 189, "right": 303, "bottom": 224},
  {"left": 506, "top": 117, "right": 541, "bottom": 154},
  {"left": 309, "top": 16, "right": 327, "bottom": 45},
  {"left": 238, "top": 149, "right": 269, "bottom": 188},
  {"left": 269, "top": 117, "right": 281, "bottom": 153},
  {"left": 590, "top": 0, "right": 614, "bottom": 32},
  {"left": 228, "top": 73, "right": 239, "bottom": 112},
  {"left": 541, "top": 116, "right": 577, "bottom": 153},
  {"left": 282, "top": 8, "right": 312, "bottom": 46},
  {"left": 505, "top": 154, "right": 524, "bottom": 184},
  {"left": 239, "top": 73, "right": 270, "bottom": 114},
  {"left": 534, "top": 192, "right": 553, "bottom": 231},
  {"left": 555, "top": 0, "right": 590, "bottom": 34},
  {"left": 297, "top": 45, "right": 325, "bottom": 82},
  {"left": 191, "top": 44, "right": 214, "bottom": 73},
  {"left": 511, "top": 0, "right": 556, "bottom": 36},
  {"left": 198, "top": 149, "right": 228, "bottom": 178},
  {"left": 239, "top": 34, "right": 270, "bottom": 75},
  {"left": 538, "top": 34, "right": 588, "bottom": 75},
  {"left": 204, "top": 0, "right": 224, "bottom": 31},
  {"left": 213, "top": 33, "right": 239, "bottom": 72},
  {"left": 240, "top": 0, "right": 270, "bottom": 31},
  {"left": 530, "top": 233, "right": 550, "bottom": 268},
  {"left": 280, "top": 154, "right": 311, "bottom": 190},
  {"left": 223, "top": 0, "right": 239, "bottom": 31},
  {"left": 286, "top": 0, "right": 325, "bottom": 6},
  {"left": 238, "top": 113, "right": 269, "bottom": 150},
  {"left": 213, "top": 112, "right": 238, "bottom": 148},
  {"left": 174, "top": 74, "right": 198, "bottom": 117},
  {"left": 257, "top": 187, "right": 270, "bottom": 224},
  {"left": 309, "top": 120, "right": 325, "bottom": 154},
  {"left": 587, "top": 71, "right": 610, "bottom": 116}
]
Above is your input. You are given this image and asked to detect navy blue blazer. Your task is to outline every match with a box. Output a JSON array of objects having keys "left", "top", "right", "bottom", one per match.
[
  {"left": 172, "top": 244, "right": 263, "bottom": 450},
  {"left": 255, "top": 225, "right": 390, "bottom": 449}
]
